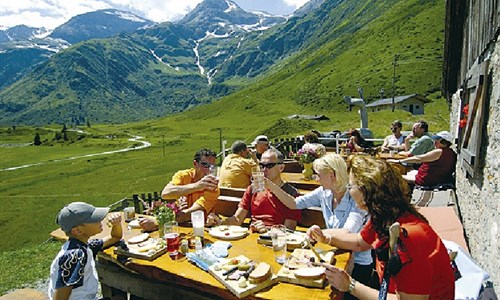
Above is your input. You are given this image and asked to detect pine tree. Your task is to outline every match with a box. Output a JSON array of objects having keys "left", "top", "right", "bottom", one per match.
[{"left": 34, "top": 133, "right": 42, "bottom": 146}]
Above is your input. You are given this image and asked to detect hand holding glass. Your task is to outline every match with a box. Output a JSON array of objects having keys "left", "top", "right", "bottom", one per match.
[{"left": 252, "top": 166, "right": 265, "bottom": 192}]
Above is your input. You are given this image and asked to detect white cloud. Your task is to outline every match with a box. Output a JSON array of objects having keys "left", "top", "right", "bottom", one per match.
[
  {"left": 283, "top": 0, "right": 310, "bottom": 8},
  {"left": 0, "top": 0, "right": 204, "bottom": 29},
  {"left": 0, "top": 0, "right": 310, "bottom": 29}
]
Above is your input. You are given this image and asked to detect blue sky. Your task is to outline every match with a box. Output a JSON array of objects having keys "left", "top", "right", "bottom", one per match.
[{"left": 0, "top": 0, "right": 311, "bottom": 30}]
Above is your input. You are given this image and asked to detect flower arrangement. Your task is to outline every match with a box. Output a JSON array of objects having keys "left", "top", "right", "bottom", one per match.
[
  {"left": 296, "top": 145, "right": 326, "bottom": 164},
  {"left": 150, "top": 200, "right": 179, "bottom": 225}
]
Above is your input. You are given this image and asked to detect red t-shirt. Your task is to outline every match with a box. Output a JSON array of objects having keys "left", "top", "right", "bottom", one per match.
[
  {"left": 360, "top": 213, "right": 455, "bottom": 299},
  {"left": 239, "top": 183, "right": 301, "bottom": 226}
]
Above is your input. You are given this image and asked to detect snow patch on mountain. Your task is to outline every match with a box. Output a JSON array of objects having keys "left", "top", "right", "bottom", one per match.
[
  {"left": 150, "top": 49, "right": 178, "bottom": 70},
  {"left": 224, "top": 0, "right": 237, "bottom": 13},
  {"left": 107, "top": 11, "right": 149, "bottom": 23}
]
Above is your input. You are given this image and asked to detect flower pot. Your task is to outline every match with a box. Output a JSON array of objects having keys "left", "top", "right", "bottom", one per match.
[{"left": 302, "top": 162, "right": 314, "bottom": 180}]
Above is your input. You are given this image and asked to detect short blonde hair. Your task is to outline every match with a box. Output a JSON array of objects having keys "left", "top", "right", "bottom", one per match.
[{"left": 313, "top": 153, "right": 348, "bottom": 193}]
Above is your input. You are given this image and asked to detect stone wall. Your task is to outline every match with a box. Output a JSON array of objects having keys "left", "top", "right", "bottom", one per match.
[{"left": 451, "top": 39, "right": 500, "bottom": 285}]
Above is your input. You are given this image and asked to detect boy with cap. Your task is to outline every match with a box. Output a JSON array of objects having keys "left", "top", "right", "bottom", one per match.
[{"left": 48, "top": 202, "right": 123, "bottom": 300}]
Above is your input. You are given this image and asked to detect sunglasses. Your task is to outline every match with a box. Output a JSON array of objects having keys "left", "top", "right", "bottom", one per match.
[
  {"left": 199, "top": 161, "right": 213, "bottom": 168},
  {"left": 259, "top": 162, "right": 281, "bottom": 169}
]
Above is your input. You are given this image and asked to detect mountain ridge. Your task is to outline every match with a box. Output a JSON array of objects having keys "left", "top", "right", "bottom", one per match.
[{"left": 0, "top": 0, "right": 445, "bottom": 126}]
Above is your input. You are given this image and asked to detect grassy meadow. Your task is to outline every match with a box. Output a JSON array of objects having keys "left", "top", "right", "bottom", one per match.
[{"left": 0, "top": 89, "right": 450, "bottom": 294}]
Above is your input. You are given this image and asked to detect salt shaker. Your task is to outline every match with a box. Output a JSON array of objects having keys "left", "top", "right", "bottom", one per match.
[{"left": 195, "top": 237, "right": 203, "bottom": 251}]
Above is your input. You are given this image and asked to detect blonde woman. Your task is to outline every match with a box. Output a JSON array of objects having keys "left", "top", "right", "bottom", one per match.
[{"left": 267, "top": 154, "right": 373, "bottom": 294}]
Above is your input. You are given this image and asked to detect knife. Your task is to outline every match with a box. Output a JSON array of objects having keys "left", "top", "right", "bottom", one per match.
[
  {"left": 305, "top": 237, "right": 324, "bottom": 263},
  {"left": 242, "top": 264, "right": 256, "bottom": 279},
  {"left": 222, "top": 265, "right": 239, "bottom": 276}
]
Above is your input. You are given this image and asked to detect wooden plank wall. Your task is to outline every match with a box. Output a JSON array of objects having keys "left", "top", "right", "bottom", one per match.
[{"left": 461, "top": 0, "right": 499, "bottom": 81}]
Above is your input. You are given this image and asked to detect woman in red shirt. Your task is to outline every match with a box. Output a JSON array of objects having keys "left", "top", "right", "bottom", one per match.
[{"left": 308, "top": 156, "right": 455, "bottom": 299}]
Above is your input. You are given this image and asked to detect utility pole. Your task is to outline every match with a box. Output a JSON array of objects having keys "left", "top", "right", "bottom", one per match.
[
  {"left": 392, "top": 54, "right": 398, "bottom": 112},
  {"left": 217, "top": 128, "right": 222, "bottom": 164}
]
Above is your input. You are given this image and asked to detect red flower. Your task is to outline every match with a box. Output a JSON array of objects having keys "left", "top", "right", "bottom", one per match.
[
  {"left": 459, "top": 119, "right": 467, "bottom": 129},
  {"left": 462, "top": 104, "right": 469, "bottom": 115}
]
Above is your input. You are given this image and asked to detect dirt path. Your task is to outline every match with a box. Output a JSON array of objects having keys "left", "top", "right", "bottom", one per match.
[{"left": 0, "top": 135, "right": 151, "bottom": 172}]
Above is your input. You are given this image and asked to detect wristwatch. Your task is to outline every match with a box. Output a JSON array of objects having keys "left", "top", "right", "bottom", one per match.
[{"left": 347, "top": 278, "right": 356, "bottom": 293}]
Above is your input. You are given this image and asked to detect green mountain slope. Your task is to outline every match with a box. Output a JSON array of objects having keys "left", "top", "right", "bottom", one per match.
[{"left": 168, "top": 0, "right": 446, "bottom": 136}]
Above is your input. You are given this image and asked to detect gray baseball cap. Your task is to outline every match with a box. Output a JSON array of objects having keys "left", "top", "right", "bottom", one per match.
[{"left": 56, "top": 202, "right": 109, "bottom": 233}]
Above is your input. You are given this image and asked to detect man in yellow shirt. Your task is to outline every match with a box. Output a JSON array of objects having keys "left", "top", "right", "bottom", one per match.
[
  {"left": 219, "top": 141, "right": 257, "bottom": 188},
  {"left": 140, "top": 148, "right": 219, "bottom": 230}
]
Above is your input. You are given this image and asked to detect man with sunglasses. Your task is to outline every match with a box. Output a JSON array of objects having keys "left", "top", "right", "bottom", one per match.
[
  {"left": 381, "top": 120, "right": 405, "bottom": 152},
  {"left": 140, "top": 148, "right": 219, "bottom": 230},
  {"left": 207, "top": 149, "right": 301, "bottom": 232}
]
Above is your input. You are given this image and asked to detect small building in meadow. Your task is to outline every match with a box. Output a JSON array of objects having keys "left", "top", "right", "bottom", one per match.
[
  {"left": 366, "top": 94, "right": 430, "bottom": 115},
  {"left": 285, "top": 114, "right": 330, "bottom": 121}
]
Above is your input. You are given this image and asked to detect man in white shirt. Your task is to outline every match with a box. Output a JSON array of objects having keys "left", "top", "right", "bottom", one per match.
[{"left": 381, "top": 120, "right": 405, "bottom": 152}]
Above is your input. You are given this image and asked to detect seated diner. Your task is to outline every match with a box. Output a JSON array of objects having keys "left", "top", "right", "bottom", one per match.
[
  {"left": 388, "top": 131, "right": 457, "bottom": 187},
  {"left": 207, "top": 148, "right": 301, "bottom": 232}
]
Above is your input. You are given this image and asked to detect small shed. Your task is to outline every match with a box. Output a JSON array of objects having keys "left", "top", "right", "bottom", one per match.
[
  {"left": 366, "top": 94, "right": 430, "bottom": 115},
  {"left": 286, "top": 114, "right": 330, "bottom": 120}
]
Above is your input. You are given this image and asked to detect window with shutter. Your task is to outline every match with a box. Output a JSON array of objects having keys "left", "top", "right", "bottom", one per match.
[{"left": 457, "top": 58, "right": 490, "bottom": 178}]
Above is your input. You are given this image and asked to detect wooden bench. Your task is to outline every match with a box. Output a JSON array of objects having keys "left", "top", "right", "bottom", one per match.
[{"left": 0, "top": 289, "right": 48, "bottom": 300}]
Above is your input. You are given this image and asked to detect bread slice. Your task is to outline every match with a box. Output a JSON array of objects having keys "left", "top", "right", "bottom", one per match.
[
  {"left": 249, "top": 262, "right": 272, "bottom": 284},
  {"left": 128, "top": 233, "right": 149, "bottom": 244}
]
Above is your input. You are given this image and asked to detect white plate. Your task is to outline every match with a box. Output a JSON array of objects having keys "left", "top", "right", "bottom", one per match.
[
  {"left": 209, "top": 225, "right": 248, "bottom": 240},
  {"left": 293, "top": 267, "right": 326, "bottom": 279}
]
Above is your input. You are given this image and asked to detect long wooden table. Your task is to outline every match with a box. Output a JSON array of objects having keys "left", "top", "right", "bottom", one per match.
[
  {"left": 51, "top": 218, "right": 352, "bottom": 300},
  {"left": 281, "top": 172, "right": 320, "bottom": 191}
]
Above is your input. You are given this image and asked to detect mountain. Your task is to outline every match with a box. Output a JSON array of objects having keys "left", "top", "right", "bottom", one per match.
[
  {"left": 0, "top": 25, "right": 51, "bottom": 42},
  {"left": 293, "top": 0, "right": 325, "bottom": 17},
  {"left": 0, "top": 9, "right": 156, "bottom": 90},
  {"left": 49, "top": 9, "right": 156, "bottom": 44},
  {"left": 0, "top": 0, "right": 445, "bottom": 126}
]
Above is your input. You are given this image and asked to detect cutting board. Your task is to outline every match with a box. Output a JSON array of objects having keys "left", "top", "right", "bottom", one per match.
[
  {"left": 276, "top": 248, "right": 335, "bottom": 288},
  {"left": 114, "top": 238, "right": 168, "bottom": 261},
  {"left": 208, "top": 255, "right": 278, "bottom": 299}
]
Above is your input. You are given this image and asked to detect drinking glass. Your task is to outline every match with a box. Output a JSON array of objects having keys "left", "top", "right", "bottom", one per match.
[
  {"left": 123, "top": 207, "right": 135, "bottom": 222},
  {"left": 209, "top": 165, "right": 220, "bottom": 179},
  {"left": 191, "top": 210, "right": 205, "bottom": 238},
  {"left": 252, "top": 166, "right": 265, "bottom": 192},
  {"left": 164, "top": 222, "right": 180, "bottom": 253},
  {"left": 270, "top": 225, "right": 287, "bottom": 264}
]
